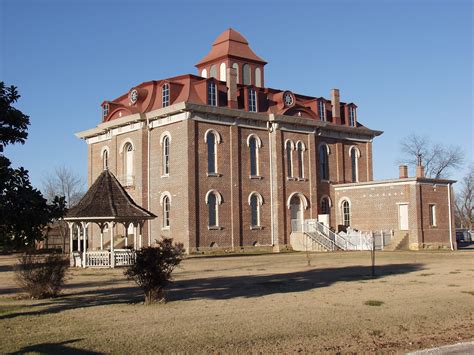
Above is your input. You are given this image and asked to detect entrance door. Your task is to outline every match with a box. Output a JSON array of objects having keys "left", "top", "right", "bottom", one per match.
[
  {"left": 290, "top": 196, "right": 303, "bottom": 231},
  {"left": 398, "top": 204, "right": 409, "bottom": 230}
]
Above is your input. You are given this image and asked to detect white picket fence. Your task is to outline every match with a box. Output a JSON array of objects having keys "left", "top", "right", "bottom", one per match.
[{"left": 82, "top": 249, "right": 136, "bottom": 268}]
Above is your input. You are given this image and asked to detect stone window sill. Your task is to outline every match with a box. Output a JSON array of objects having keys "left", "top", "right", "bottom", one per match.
[
  {"left": 287, "top": 177, "right": 297, "bottom": 181},
  {"left": 320, "top": 179, "right": 330, "bottom": 184},
  {"left": 249, "top": 175, "right": 263, "bottom": 180},
  {"left": 297, "top": 178, "right": 308, "bottom": 182},
  {"left": 250, "top": 226, "right": 264, "bottom": 230},
  {"left": 161, "top": 227, "right": 170, "bottom": 231},
  {"left": 207, "top": 172, "right": 222, "bottom": 177},
  {"left": 208, "top": 226, "right": 223, "bottom": 230},
  {"left": 161, "top": 174, "right": 169, "bottom": 178}
]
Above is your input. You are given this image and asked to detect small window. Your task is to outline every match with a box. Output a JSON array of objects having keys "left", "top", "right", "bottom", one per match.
[
  {"left": 319, "top": 145, "right": 329, "bottom": 180},
  {"left": 248, "top": 88, "right": 257, "bottom": 112},
  {"left": 297, "top": 142, "right": 304, "bottom": 178},
  {"left": 249, "top": 136, "right": 258, "bottom": 176},
  {"left": 350, "top": 147, "right": 359, "bottom": 183},
  {"left": 207, "top": 192, "right": 219, "bottom": 227},
  {"left": 162, "top": 135, "right": 170, "bottom": 176},
  {"left": 103, "top": 104, "right": 109, "bottom": 118},
  {"left": 242, "top": 64, "right": 250, "bottom": 85},
  {"left": 207, "top": 81, "right": 217, "bottom": 106},
  {"left": 255, "top": 67, "right": 262, "bottom": 87},
  {"left": 318, "top": 100, "right": 326, "bottom": 121},
  {"left": 286, "top": 141, "right": 293, "bottom": 178},
  {"left": 123, "top": 142, "right": 134, "bottom": 186},
  {"left": 429, "top": 204, "right": 437, "bottom": 227},
  {"left": 162, "top": 84, "right": 170, "bottom": 107},
  {"left": 201, "top": 68, "right": 208, "bottom": 78},
  {"left": 349, "top": 107, "right": 356, "bottom": 127},
  {"left": 207, "top": 131, "right": 217, "bottom": 173},
  {"left": 210, "top": 65, "right": 218, "bottom": 79},
  {"left": 232, "top": 63, "right": 239, "bottom": 83},
  {"left": 219, "top": 62, "right": 226, "bottom": 81},
  {"left": 321, "top": 197, "right": 330, "bottom": 214},
  {"left": 163, "top": 195, "right": 170, "bottom": 228},
  {"left": 342, "top": 200, "right": 350, "bottom": 227},
  {"left": 103, "top": 150, "right": 108, "bottom": 170},
  {"left": 250, "top": 194, "right": 261, "bottom": 227}
]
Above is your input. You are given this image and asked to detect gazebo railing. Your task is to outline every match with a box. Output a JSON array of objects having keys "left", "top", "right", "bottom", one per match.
[
  {"left": 83, "top": 249, "right": 135, "bottom": 268},
  {"left": 85, "top": 251, "right": 110, "bottom": 267}
]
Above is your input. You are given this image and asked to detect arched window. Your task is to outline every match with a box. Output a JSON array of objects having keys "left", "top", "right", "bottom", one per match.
[
  {"left": 201, "top": 68, "right": 208, "bottom": 78},
  {"left": 162, "top": 135, "right": 170, "bottom": 176},
  {"left": 207, "top": 81, "right": 217, "bottom": 106},
  {"left": 350, "top": 146, "right": 360, "bottom": 182},
  {"left": 219, "top": 62, "right": 226, "bottom": 81},
  {"left": 342, "top": 200, "right": 350, "bottom": 226},
  {"left": 210, "top": 64, "right": 217, "bottom": 79},
  {"left": 249, "top": 193, "right": 263, "bottom": 227},
  {"left": 232, "top": 63, "right": 239, "bottom": 83},
  {"left": 123, "top": 142, "right": 133, "bottom": 186},
  {"left": 321, "top": 197, "right": 330, "bottom": 214},
  {"left": 248, "top": 134, "right": 261, "bottom": 176},
  {"left": 255, "top": 67, "right": 262, "bottom": 87},
  {"left": 242, "top": 64, "right": 250, "bottom": 85},
  {"left": 206, "top": 190, "right": 222, "bottom": 228},
  {"left": 102, "top": 149, "right": 108, "bottom": 170},
  {"left": 162, "top": 84, "right": 170, "bottom": 107},
  {"left": 205, "top": 130, "right": 221, "bottom": 174},
  {"left": 297, "top": 141, "right": 305, "bottom": 178},
  {"left": 286, "top": 140, "right": 294, "bottom": 178},
  {"left": 248, "top": 88, "right": 257, "bottom": 112},
  {"left": 162, "top": 195, "right": 170, "bottom": 228},
  {"left": 319, "top": 144, "right": 329, "bottom": 181}
]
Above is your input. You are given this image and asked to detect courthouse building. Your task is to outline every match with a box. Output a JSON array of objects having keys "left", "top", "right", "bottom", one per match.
[{"left": 76, "top": 29, "right": 456, "bottom": 253}]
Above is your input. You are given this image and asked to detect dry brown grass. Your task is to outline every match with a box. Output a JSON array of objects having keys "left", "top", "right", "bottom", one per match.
[{"left": 1, "top": 251, "right": 473, "bottom": 353}]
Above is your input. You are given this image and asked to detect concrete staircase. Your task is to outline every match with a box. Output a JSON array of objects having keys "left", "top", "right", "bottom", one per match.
[{"left": 384, "top": 232, "right": 409, "bottom": 251}]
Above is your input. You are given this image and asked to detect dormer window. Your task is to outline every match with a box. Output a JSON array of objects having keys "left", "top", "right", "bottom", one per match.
[
  {"left": 103, "top": 103, "right": 109, "bottom": 118},
  {"left": 248, "top": 88, "right": 257, "bottom": 112},
  {"left": 207, "top": 81, "right": 217, "bottom": 106},
  {"left": 318, "top": 100, "right": 326, "bottom": 121},
  {"left": 349, "top": 107, "right": 356, "bottom": 127},
  {"left": 162, "top": 84, "right": 170, "bottom": 107}
]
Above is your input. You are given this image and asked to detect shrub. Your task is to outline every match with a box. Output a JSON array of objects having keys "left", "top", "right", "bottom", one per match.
[
  {"left": 124, "top": 238, "right": 184, "bottom": 304},
  {"left": 14, "top": 252, "right": 69, "bottom": 298}
]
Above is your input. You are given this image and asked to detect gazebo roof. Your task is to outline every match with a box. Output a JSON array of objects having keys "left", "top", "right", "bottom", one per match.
[{"left": 65, "top": 169, "right": 156, "bottom": 222}]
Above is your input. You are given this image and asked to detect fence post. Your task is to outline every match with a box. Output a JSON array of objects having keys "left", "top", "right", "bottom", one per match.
[{"left": 381, "top": 230, "right": 385, "bottom": 250}]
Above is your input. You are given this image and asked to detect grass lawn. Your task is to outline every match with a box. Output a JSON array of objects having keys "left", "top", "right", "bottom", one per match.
[{"left": 1, "top": 251, "right": 473, "bottom": 353}]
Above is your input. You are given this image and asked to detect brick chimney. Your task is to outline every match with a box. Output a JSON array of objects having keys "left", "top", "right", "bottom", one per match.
[
  {"left": 331, "top": 89, "right": 341, "bottom": 124},
  {"left": 399, "top": 165, "right": 408, "bottom": 179},
  {"left": 416, "top": 154, "right": 425, "bottom": 178},
  {"left": 227, "top": 67, "right": 238, "bottom": 109}
]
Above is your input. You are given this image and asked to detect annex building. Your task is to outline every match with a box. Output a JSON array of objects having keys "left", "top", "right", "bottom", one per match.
[{"left": 75, "top": 29, "right": 456, "bottom": 255}]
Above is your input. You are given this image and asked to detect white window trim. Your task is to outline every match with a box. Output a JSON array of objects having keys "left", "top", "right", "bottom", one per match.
[
  {"left": 247, "top": 134, "right": 262, "bottom": 177},
  {"left": 349, "top": 146, "right": 361, "bottom": 183},
  {"left": 320, "top": 195, "right": 332, "bottom": 214},
  {"left": 205, "top": 190, "right": 223, "bottom": 228},
  {"left": 285, "top": 139, "right": 295, "bottom": 178},
  {"left": 318, "top": 142, "right": 330, "bottom": 181},
  {"left": 204, "top": 129, "right": 221, "bottom": 175},
  {"left": 296, "top": 141, "right": 306, "bottom": 179},
  {"left": 160, "top": 192, "right": 172, "bottom": 230},
  {"left": 248, "top": 192, "right": 264, "bottom": 227},
  {"left": 429, "top": 204, "right": 437, "bottom": 227},
  {"left": 286, "top": 192, "right": 309, "bottom": 210}
]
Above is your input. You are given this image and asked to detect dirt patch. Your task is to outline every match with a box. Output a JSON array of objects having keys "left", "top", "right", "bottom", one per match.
[{"left": 0, "top": 251, "right": 473, "bottom": 353}]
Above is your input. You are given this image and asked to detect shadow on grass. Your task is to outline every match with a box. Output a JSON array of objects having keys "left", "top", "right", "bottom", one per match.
[
  {"left": 0, "top": 264, "right": 13, "bottom": 272},
  {"left": 0, "top": 263, "right": 422, "bottom": 320},
  {"left": 10, "top": 339, "right": 102, "bottom": 354}
]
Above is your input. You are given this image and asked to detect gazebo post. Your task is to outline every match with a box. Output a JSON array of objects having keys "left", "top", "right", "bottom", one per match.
[
  {"left": 139, "top": 222, "right": 143, "bottom": 249},
  {"left": 111, "top": 222, "right": 115, "bottom": 268},
  {"left": 99, "top": 223, "right": 104, "bottom": 251},
  {"left": 68, "top": 223, "right": 73, "bottom": 255},
  {"left": 124, "top": 223, "right": 128, "bottom": 248},
  {"left": 77, "top": 225, "right": 81, "bottom": 252},
  {"left": 82, "top": 222, "right": 87, "bottom": 268},
  {"left": 133, "top": 223, "right": 137, "bottom": 250}
]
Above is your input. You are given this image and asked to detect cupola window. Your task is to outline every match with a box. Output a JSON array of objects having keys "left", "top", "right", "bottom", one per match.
[
  {"left": 207, "top": 81, "right": 217, "bottom": 106},
  {"left": 248, "top": 88, "right": 257, "bottom": 112},
  {"left": 162, "top": 84, "right": 170, "bottom": 107}
]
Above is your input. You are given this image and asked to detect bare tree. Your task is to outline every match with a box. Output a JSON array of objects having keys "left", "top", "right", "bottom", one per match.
[
  {"left": 399, "top": 134, "right": 464, "bottom": 179},
  {"left": 455, "top": 164, "right": 473, "bottom": 230},
  {"left": 43, "top": 165, "right": 85, "bottom": 208}
]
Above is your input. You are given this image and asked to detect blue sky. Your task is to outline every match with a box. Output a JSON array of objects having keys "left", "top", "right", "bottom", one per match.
[{"left": 1, "top": 0, "right": 472, "bottom": 189}]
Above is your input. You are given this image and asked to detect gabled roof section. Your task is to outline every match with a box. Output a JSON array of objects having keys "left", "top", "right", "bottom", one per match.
[
  {"left": 65, "top": 170, "right": 155, "bottom": 220},
  {"left": 196, "top": 28, "right": 267, "bottom": 66}
]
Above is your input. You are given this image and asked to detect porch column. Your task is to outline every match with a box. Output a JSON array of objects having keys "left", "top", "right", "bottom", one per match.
[
  {"left": 82, "top": 223, "right": 87, "bottom": 268},
  {"left": 124, "top": 223, "right": 128, "bottom": 248},
  {"left": 110, "top": 222, "right": 115, "bottom": 268}
]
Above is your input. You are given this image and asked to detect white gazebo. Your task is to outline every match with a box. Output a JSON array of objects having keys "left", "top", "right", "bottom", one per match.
[{"left": 64, "top": 169, "right": 156, "bottom": 268}]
